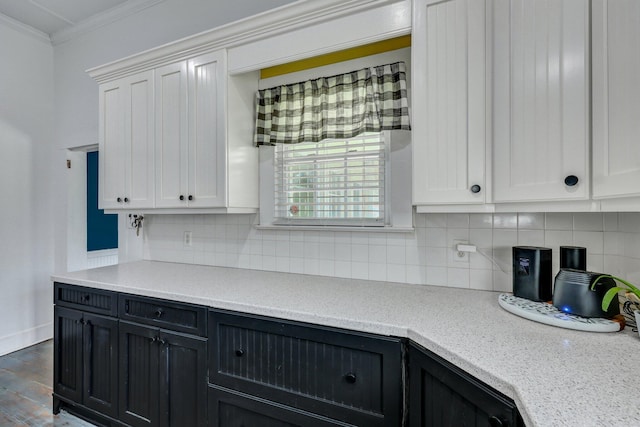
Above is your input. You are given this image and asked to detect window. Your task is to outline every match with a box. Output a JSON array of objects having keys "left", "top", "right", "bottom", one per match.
[
  {"left": 274, "top": 132, "right": 387, "bottom": 226},
  {"left": 256, "top": 50, "right": 413, "bottom": 230}
]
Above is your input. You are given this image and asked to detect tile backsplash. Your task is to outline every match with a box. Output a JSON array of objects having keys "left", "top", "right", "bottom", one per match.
[{"left": 143, "top": 212, "right": 640, "bottom": 292}]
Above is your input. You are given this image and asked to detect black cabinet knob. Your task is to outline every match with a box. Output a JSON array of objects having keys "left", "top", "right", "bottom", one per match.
[
  {"left": 124, "top": 197, "right": 129, "bottom": 203},
  {"left": 117, "top": 197, "right": 122, "bottom": 203},
  {"left": 158, "top": 338, "right": 167, "bottom": 346},
  {"left": 82, "top": 295, "right": 90, "bottom": 302},
  {"left": 155, "top": 308, "right": 164, "bottom": 318},
  {"left": 188, "top": 195, "right": 193, "bottom": 201},
  {"left": 235, "top": 349, "right": 244, "bottom": 357},
  {"left": 344, "top": 373, "right": 357, "bottom": 384},
  {"left": 488, "top": 416, "right": 505, "bottom": 427},
  {"left": 564, "top": 175, "right": 579, "bottom": 186},
  {"left": 149, "top": 336, "right": 157, "bottom": 343},
  {"left": 179, "top": 195, "right": 185, "bottom": 201},
  {"left": 470, "top": 184, "right": 482, "bottom": 194}
]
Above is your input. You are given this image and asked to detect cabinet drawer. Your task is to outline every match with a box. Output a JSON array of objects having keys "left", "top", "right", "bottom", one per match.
[
  {"left": 54, "top": 283, "right": 117, "bottom": 316},
  {"left": 209, "top": 310, "right": 403, "bottom": 427},
  {"left": 209, "top": 386, "right": 353, "bottom": 427},
  {"left": 119, "top": 294, "right": 206, "bottom": 336}
]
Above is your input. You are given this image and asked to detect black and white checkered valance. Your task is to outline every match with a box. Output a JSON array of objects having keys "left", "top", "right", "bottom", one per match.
[{"left": 254, "top": 61, "right": 411, "bottom": 146}]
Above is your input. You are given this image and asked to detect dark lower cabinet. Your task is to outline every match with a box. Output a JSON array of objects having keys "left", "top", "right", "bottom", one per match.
[
  {"left": 119, "top": 320, "right": 207, "bottom": 427},
  {"left": 209, "top": 386, "right": 354, "bottom": 427},
  {"left": 54, "top": 305, "right": 119, "bottom": 420},
  {"left": 409, "top": 342, "right": 524, "bottom": 427}
]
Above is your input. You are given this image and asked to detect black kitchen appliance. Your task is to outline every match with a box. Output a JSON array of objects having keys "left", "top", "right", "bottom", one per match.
[
  {"left": 512, "top": 246, "right": 552, "bottom": 302},
  {"left": 552, "top": 269, "right": 620, "bottom": 318},
  {"left": 559, "top": 246, "right": 587, "bottom": 270}
]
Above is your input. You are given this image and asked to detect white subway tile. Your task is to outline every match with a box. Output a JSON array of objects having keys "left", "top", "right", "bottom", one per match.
[
  {"left": 425, "top": 228, "right": 447, "bottom": 247},
  {"left": 405, "top": 265, "right": 426, "bottom": 284},
  {"left": 425, "top": 213, "right": 447, "bottom": 228},
  {"left": 517, "top": 230, "right": 545, "bottom": 247},
  {"left": 469, "top": 269, "right": 494, "bottom": 291},
  {"left": 425, "top": 247, "right": 447, "bottom": 267},
  {"left": 351, "top": 244, "right": 369, "bottom": 263},
  {"left": 618, "top": 213, "right": 640, "bottom": 232},
  {"left": 368, "top": 263, "right": 387, "bottom": 282},
  {"left": 334, "top": 261, "right": 352, "bottom": 278},
  {"left": 469, "top": 228, "right": 493, "bottom": 249},
  {"left": 447, "top": 213, "right": 470, "bottom": 228},
  {"left": 603, "top": 213, "right": 619, "bottom": 232},
  {"left": 447, "top": 267, "right": 470, "bottom": 289},
  {"left": 493, "top": 213, "right": 518, "bottom": 229},
  {"left": 351, "top": 262, "right": 369, "bottom": 280},
  {"left": 545, "top": 213, "right": 573, "bottom": 230},
  {"left": 387, "top": 246, "right": 406, "bottom": 265},
  {"left": 573, "top": 212, "right": 604, "bottom": 231},
  {"left": 369, "top": 244, "right": 387, "bottom": 264},
  {"left": 469, "top": 213, "right": 493, "bottom": 229},
  {"left": 426, "top": 266, "right": 447, "bottom": 286},
  {"left": 387, "top": 264, "right": 406, "bottom": 283},
  {"left": 517, "top": 213, "right": 545, "bottom": 230}
]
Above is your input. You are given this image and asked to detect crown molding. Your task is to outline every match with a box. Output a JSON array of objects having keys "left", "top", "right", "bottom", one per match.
[
  {"left": 87, "top": 0, "right": 403, "bottom": 83},
  {"left": 0, "top": 12, "right": 51, "bottom": 44},
  {"left": 51, "top": 0, "right": 166, "bottom": 46}
]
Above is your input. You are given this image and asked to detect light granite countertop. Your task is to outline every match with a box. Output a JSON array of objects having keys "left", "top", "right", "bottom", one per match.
[{"left": 51, "top": 260, "right": 640, "bottom": 427}]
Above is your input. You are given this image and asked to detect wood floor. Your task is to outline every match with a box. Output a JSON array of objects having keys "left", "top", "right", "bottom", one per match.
[{"left": 0, "top": 340, "right": 93, "bottom": 426}]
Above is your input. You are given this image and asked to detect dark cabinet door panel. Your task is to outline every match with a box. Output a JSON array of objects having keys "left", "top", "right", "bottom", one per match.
[
  {"left": 83, "top": 313, "right": 119, "bottom": 418},
  {"left": 119, "top": 321, "right": 160, "bottom": 427},
  {"left": 209, "top": 386, "right": 355, "bottom": 427},
  {"left": 159, "top": 330, "right": 208, "bottom": 427},
  {"left": 409, "top": 342, "right": 522, "bottom": 427},
  {"left": 54, "top": 306, "right": 84, "bottom": 403}
]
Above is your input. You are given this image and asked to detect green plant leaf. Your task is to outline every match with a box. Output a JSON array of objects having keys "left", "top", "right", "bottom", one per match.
[{"left": 601, "top": 287, "right": 624, "bottom": 311}]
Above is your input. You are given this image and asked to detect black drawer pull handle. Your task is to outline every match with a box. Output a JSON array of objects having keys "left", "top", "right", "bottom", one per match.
[
  {"left": 155, "top": 308, "right": 164, "bottom": 318},
  {"left": 564, "top": 175, "right": 579, "bottom": 187},
  {"left": 470, "top": 184, "right": 481, "bottom": 193},
  {"left": 344, "top": 373, "right": 357, "bottom": 384},
  {"left": 488, "top": 416, "right": 506, "bottom": 427},
  {"left": 235, "top": 349, "right": 244, "bottom": 357}
]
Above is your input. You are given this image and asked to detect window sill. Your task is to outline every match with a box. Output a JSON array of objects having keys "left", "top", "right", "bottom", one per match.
[{"left": 254, "top": 225, "right": 415, "bottom": 233}]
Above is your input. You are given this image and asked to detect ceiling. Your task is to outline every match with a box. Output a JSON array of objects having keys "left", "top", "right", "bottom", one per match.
[{"left": 0, "top": 0, "right": 161, "bottom": 42}]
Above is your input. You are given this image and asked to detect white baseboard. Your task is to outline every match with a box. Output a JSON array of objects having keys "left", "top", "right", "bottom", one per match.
[{"left": 0, "top": 322, "right": 53, "bottom": 357}]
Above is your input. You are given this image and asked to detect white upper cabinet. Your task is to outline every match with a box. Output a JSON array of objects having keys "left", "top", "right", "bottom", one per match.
[
  {"left": 493, "top": 0, "right": 590, "bottom": 203},
  {"left": 155, "top": 61, "right": 188, "bottom": 208},
  {"left": 154, "top": 51, "right": 227, "bottom": 209},
  {"left": 187, "top": 52, "right": 227, "bottom": 208},
  {"left": 99, "top": 70, "right": 155, "bottom": 210},
  {"left": 592, "top": 0, "right": 640, "bottom": 199},
  {"left": 412, "top": 0, "right": 488, "bottom": 207}
]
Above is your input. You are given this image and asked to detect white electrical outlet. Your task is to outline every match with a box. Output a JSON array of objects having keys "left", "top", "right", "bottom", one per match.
[
  {"left": 184, "top": 231, "right": 192, "bottom": 247},
  {"left": 452, "top": 239, "right": 470, "bottom": 263}
]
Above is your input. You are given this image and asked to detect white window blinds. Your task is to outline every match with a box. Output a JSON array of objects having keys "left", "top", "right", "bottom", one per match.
[{"left": 274, "top": 133, "right": 386, "bottom": 225}]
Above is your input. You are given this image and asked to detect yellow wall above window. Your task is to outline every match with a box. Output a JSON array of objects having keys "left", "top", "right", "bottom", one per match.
[{"left": 260, "top": 35, "right": 411, "bottom": 79}]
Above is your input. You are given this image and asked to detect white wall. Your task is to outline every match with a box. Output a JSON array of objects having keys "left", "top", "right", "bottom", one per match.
[
  {"left": 51, "top": 0, "right": 296, "bottom": 273},
  {"left": 0, "top": 22, "right": 55, "bottom": 355}
]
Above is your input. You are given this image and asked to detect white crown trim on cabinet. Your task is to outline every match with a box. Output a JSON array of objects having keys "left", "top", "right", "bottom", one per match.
[{"left": 86, "top": 0, "right": 404, "bottom": 82}]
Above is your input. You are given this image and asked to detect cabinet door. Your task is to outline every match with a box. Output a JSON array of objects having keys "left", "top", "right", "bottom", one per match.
[
  {"left": 54, "top": 306, "right": 84, "bottom": 403},
  {"left": 409, "top": 343, "right": 522, "bottom": 427},
  {"left": 158, "top": 330, "right": 208, "bottom": 427},
  {"left": 412, "top": 0, "right": 487, "bottom": 205},
  {"left": 99, "top": 71, "right": 155, "bottom": 210},
  {"left": 155, "top": 62, "right": 189, "bottom": 208},
  {"left": 83, "top": 313, "right": 119, "bottom": 419},
  {"left": 119, "top": 321, "right": 160, "bottom": 427},
  {"left": 493, "top": 0, "right": 589, "bottom": 202},
  {"left": 592, "top": 0, "right": 640, "bottom": 198},
  {"left": 126, "top": 71, "right": 155, "bottom": 209},
  {"left": 99, "top": 79, "right": 127, "bottom": 210},
  {"left": 187, "top": 51, "right": 227, "bottom": 208}
]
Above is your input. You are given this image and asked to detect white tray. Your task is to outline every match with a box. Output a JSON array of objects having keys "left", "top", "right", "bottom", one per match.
[{"left": 498, "top": 293, "right": 624, "bottom": 332}]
